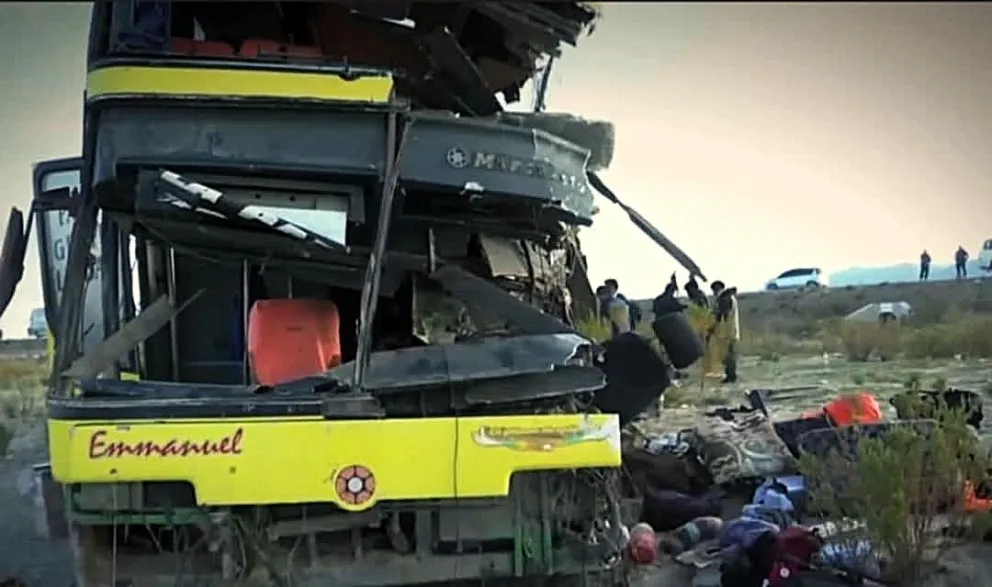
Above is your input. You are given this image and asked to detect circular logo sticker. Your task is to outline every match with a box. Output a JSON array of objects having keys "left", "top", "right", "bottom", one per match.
[
  {"left": 446, "top": 147, "right": 469, "bottom": 169},
  {"left": 335, "top": 465, "right": 376, "bottom": 506}
]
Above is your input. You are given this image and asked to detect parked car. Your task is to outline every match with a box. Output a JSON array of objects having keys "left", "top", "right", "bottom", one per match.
[
  {"left": 979, "top": 238, "right": 992, "bottom": 272},
  {"left": 27, "top": 308, "right": 47, "bottom": 339},
  {"left": 765, "top": 268, "right": 825, "bottom": 291}
]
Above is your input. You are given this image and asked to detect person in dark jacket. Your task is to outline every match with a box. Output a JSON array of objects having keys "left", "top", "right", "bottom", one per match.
[
  {"left": 661, "top": 272, "right": 679, "bottom": 299},
  {"left": 955, "top": 246, "right": 969, "bottom": 279},
  {"left": 710, "top": 280, "right": 740, "bottom": 384},
  {"left": 685, "top": 275, "right": 709, "bottom": 309},
  {"left": 919, "top": 250, "right": 931, "bottom": 281}
]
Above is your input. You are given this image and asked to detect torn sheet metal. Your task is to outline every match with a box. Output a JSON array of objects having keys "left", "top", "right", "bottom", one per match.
[
  {"left": 479, "top": 235, "right": 530, "bottom": 280},
  {"left": 399, "top": 112, "right": 596, "bottom": 224},
  {"left": 587, "top": 171, "right": 707, "bottom": 281},
  {"left": 429, "top": 264, "right": 572, "bottom": 336},
  {"left": 325, "top": 332, "right": 594, "bottom": 393},
  {"left": 413, "top": 273, "right": 488, "bottom": 345},
  {"left": 463, "top": 365, "right": 605, "bottom": 405}
]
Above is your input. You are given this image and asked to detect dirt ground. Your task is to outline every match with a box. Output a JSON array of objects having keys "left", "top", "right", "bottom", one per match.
[
  {"left": 1, "top": 354, "right": 991, "bottom": 586},
  {"left": 0, "top": 421, "right": 73, "bottom": 585},
  {"left": 653, "top": 354, "right": 992, "bottom": 430}
]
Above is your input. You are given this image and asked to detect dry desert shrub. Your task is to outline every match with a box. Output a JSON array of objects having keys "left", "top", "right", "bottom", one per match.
[
  {"left": 825, "top": 314, "right": 992, "bottom": 362},
  {"left": 737, "top": 330, "right": 805, "bottom": 362},
  {"left": 0, "top": 356, "right": 48, "bottom": 386},
  {"left": 0, "top": 356, "right": 48, "bottom": 458},
  {"left": 574, "top": 311, "right": 614, "bottom": 344},
  {"left": 901, "top": 315, "right": 992, "bottom": 359},
  {"left": 799, "top": 401, "right": 989, "bottom": 585},
  {"left": 833, "top": 321, "right": 889, "bottom": 362}
]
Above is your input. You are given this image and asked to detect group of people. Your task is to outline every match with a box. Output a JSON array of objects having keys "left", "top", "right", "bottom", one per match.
[
  {"left": 594, "top": 278, "right": 643, "bottom": 335},
  {"left": 918, "top": 246, "right": 970, "bottom": 281},
  {"left": 671, "top": 274, "right": 742, "bottom": 384},
  {"left": 594, "top": 274, "right": 742, "bottom": 385}
]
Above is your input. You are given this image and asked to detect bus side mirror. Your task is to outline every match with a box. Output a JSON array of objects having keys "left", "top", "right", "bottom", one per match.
[{"left": 0, "top": 206, "right": 31, "bottom": 321}]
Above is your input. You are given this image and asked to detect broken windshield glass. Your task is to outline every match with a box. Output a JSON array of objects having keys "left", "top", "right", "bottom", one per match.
[{"left": 156, "top": 171, "right": 347, "bottom": 250}]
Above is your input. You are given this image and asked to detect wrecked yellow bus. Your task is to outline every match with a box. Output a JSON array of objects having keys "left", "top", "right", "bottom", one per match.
[{"left": 0, "top": 2, "right": 705, "bottom": 585}]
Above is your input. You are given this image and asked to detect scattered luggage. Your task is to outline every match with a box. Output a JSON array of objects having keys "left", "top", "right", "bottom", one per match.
[
  {"left": 621, "top": 385, "right": 991, "bottom": 586},
  {"left": 693, "top": 411, "right": 797, "bottom": 485}
]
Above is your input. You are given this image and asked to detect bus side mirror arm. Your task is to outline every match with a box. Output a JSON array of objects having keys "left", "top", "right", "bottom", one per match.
[{"left": 0, "top": 204, "right": 36, "bottom": 323}]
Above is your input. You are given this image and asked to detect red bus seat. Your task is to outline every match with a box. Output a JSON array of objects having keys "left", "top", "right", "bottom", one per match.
[
  {"left": 248, "top": 299, "right": 342, "bottom": 386},
  {"left": 239, "top": 38, "right": 323, "bottom": 60},
  {"left": 964, "top": 481, "right": 992, "bottom": 513},
  {"left": 823, "top": 392, "right": 883, "bottom": 427},
  {"left": 170, "top": 37, "right": 236, "bottom": 57}
]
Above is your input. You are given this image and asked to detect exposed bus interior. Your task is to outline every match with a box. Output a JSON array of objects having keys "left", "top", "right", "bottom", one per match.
[
  {"left": 38, "top": 160, "right": 598, "bottom": 420},
  {"left": 101, "top": 1, "right": 600, "bottom": 112}
]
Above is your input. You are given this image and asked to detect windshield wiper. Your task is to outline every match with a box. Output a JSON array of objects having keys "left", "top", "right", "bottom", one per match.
[{"left": 156, "top": 170, "right": 346, "bottom": 251}]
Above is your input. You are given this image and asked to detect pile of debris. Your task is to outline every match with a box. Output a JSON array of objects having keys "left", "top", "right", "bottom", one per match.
[{"left": 617, "top": 386, "right": 988, "bottom": 586}]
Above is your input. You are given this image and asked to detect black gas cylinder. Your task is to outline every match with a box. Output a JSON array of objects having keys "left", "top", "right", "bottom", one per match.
[{"left": 651, "top": 311, "right": 705, "bottom": 370}]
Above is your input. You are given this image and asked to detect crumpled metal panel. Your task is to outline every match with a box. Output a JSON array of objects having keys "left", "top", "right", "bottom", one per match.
[
  {"left": 479, "top": 235, "right": 529, "bottom": 280},
  {"left": 325, "top": 332, "right": 593, "bottom": 392},
  {"left": 400, "top": 112, "right": 596, "bottom": 224},
  {"left": 412, "top": 274, "right": 483, "bottom": 345},
  {"left": 463, "top": 365, "right": 605, "bottom": 404},
  {"left": 93, "top": 107, "right": 387, "bottom": 185},
  {"left": 428, "top": 264, "right": 572, "bottom": 336},
  {"left": 95, "top": 107, "right": 596, "bottom": 223}
]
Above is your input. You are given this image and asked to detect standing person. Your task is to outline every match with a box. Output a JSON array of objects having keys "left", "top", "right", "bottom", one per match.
[
  {"left": 597, "top": 284, "right": 631, "bottom": 336},
  {"left": 604, "top": 278, "right": 642, "bottom": 330},
  {"left": 684, "top": 275, "right": 709, "bottom": 309},
  {"left": 710, "top": 280, "right": 740, "bottom": 384},
  {"left": 662, "top": 272, "right": 679, "bottom": 299},
  {"left": 955, "top": 246, "right": 970, "bottom": 280},
  {"left": 652, "top": 273, "right": 687, "bottom": 389},
  {"left": 919, "top": 250, "right": 931, "bottom": 281}
]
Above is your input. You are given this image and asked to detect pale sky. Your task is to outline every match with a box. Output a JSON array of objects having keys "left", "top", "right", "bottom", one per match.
[{"left": 1, "top": 2, "right": 991, "bottom": 333}]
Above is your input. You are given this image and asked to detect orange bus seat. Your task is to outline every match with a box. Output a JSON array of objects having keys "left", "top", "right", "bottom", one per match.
[
  {"left": 823, "top": 392, "right": 883, "bottom": 427},
  {"left": 170, "top": 37, "right": 235, "bottom": 57},
  {"left": 239, "top": 38, "right": 323, "bottom": 60},
  {"left": 248, "top": 299, "right": 342, "bottom": 386}
]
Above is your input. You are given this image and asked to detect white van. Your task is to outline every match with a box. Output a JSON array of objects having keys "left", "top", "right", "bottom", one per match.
[
  {"left": 27, "top": 308, "right": 47, "bottom": 339},
  {"left": 979, "top": 238, "right": 992, "bottom": 272},
  {"left": 764, "top": 268, "right": 825, "bottom": 290}
]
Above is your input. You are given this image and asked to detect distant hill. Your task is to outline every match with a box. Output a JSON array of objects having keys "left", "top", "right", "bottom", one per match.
[{"left": 829, "top": 260, "right": 987, "bottom": 287}]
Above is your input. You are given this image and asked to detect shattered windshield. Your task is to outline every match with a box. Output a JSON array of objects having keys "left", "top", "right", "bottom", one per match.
[
  {"left": 250, "top": 205, "right": 347, "bottom": 246},
  {"left": 156, "top": 171, "right": 348, "bottom": 250}
]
